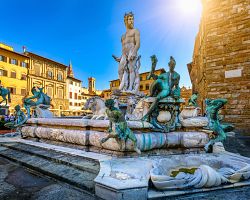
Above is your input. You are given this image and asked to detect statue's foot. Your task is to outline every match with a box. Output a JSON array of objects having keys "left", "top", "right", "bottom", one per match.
[
  {"left": 162, "top": 126, "right": 170, "bottom": 133},
  {"left": 175, "top": 122, "right": 182, "bottom": 128},
  {"left": 101, "top": 138, "right": 107, "bottom": 144},
  {"left": 134, "top": 147, "right": 141, "bottom": 154},
  {"left": 202, "top": 126, "right": 210, "bottom": 130},
  {"left": 204, "top": 143, "right": 213, "bottom": 153},
  {"left": 141, "top": 115, "right": 148, "bottom": 121}
]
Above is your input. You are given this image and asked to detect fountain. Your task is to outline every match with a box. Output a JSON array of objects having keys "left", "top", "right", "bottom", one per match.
[
  {"left": 19, "top": 54, "right": 250, "bottom": 199},
  {"left": 12, "top": 12, "right": 250, "bottom": 200}
]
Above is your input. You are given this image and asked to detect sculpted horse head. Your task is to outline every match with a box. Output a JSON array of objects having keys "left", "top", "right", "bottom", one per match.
[
  {"left": 84, "top": 97, "right": 96, "bottom": 111},
  {"left": 84, "top": 96, "right": 106, "bottom": 115}
]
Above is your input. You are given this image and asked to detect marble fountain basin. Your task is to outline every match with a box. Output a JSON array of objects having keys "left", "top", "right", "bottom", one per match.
[{"left": 150, "top": 154, "right": 250, "bottom": 190}]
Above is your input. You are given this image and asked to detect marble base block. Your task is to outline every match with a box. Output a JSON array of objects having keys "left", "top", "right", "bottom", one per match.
[{"left": 21, "top": 124, "right": 209, "bottom": 152}]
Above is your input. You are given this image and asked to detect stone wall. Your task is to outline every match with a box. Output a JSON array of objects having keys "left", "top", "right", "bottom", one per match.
[
  {"left": 188, "top": 0, "right": 250, "bottom": 133},
  {"left": 180, "top": 86, "right": 192, "bottom": 107}
]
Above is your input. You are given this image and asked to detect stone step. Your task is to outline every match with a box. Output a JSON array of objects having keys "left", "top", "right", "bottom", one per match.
[
  {"left": 0, "top": 143, "right": 99, "bottom": 193},
  {"left": 0, "top": 142, "right": 100, "bottom": 174}
]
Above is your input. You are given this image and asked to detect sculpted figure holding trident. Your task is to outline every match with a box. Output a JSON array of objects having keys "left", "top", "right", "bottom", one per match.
[{"left": 113, "top": 12, "right": 140, "bottom": 93}]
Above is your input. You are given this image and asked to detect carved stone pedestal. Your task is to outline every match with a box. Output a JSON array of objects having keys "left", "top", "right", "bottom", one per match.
[
  {"left": 111, "top": 90, "right": 144, "bottom": 117},
  {"left": 142, "top": 97, "right": 185, "bottom": 132},
  {"left": 179, "top": 106, "right": 208, "bottom": 128},
  {"left": 180, "top": 106, "right": 201, "bottom": 119}
]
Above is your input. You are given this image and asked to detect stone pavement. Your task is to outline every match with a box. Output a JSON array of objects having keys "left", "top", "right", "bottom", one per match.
[
  {"left": 0, "top": 140, "right": 102, "bottom": 193},
  {"left": 224, "top": 133, "right": 250, "bottom": 158},
  {"left": 0, "top": 157, "right": 98, "bottom": 200}
]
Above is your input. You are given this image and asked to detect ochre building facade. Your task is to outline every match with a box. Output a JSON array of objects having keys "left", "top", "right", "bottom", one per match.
[
  {"left": 188, "top": 0, "right": 250, "bottom": 133},
  {"left": 0, "top": 43, "right": 29, "bottom": 113},
  {"left": 25, "top": 52, "right": 69, "bottom": 116}
]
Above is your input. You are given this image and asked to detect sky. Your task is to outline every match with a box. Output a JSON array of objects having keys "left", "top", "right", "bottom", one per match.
[{"left": 0, "top": 0, "right": 202, "bottom": 90}]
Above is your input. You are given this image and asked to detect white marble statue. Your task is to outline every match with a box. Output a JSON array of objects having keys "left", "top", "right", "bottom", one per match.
[{"left": 113, "top": 12, "right": 140, "bottom": 93}]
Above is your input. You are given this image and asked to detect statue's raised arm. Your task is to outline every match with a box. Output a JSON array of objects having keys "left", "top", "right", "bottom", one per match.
[{"left": 147, "top": 55, "right": 158, "bottom": 80}]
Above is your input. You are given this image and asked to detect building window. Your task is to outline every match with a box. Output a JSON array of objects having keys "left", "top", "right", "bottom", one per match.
[
  {"left": 69, "top": 92, "right": 72, "bottom": 99},
  {"left": 0, "top": 69, "right": 7, "bottom": 76},
  {"left": 140, "top": 77, "right": 142, "bottom": 81},
  {"left": 70, "top": 81, "right": 73, "bottom": 85},
  {"left": 34, "top": 63, "right": 41, "bottom": 76},
  {"left": 7, "top": 87, "right": 16, "bottom": 94},
  {"left": 74, "top": 93, "right": 77, "bottom": 99},
  {"left": 58, "top": 73, "right": 63, "bottom": 81},
  {"left": 47, "top": 71, "right": 53, "bottom": 79},
  {"left": 140, "top": 85, "right": 143, "bottom": 90},
  {"left": 69, "top": 102, "right": 72, "bottom": 106},
  {"left": 10, "top": 58, "right": 18, "bottom": 65},
  {"left": 58, "top": 89, "right": 63, "bottom": 98},
  {"left": 0, "top": 55, "right": 7, "bottom": 62},
  {"left": 74, "top": 103, "right": 77, "bottom": 106},
  {"left": 78, "top": 96, "right": 81, "bottom": 100},
  {"left": 47, "top": 87, "right": 53, "bottom": 97},
  {"left": 21, "top": 74, "right": 27, "bottom": 80},
  {"left": 21, "top": 62, "right": 27, "bottom": 68},
  {"left": 11, "top": 71, "right": 16, "bottom": 78},
  {"left": 146, "top": 84, "right": 150, "bottom": 90},
  {"left": 21, "top": 89, "right": 26, "bottom": 95}
]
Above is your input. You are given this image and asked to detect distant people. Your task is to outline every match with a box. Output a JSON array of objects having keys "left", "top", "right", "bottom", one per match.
[
  {"left": 4, "top": 114, "right": 9, "bottom": 122},
  {"left": 10, "top": 114, "right": 15, "bottom": 122}
]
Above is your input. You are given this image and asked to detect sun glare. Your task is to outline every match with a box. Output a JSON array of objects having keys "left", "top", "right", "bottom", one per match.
[{"left": 176, "top": 0, "right": 201, "bottom": 15}]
